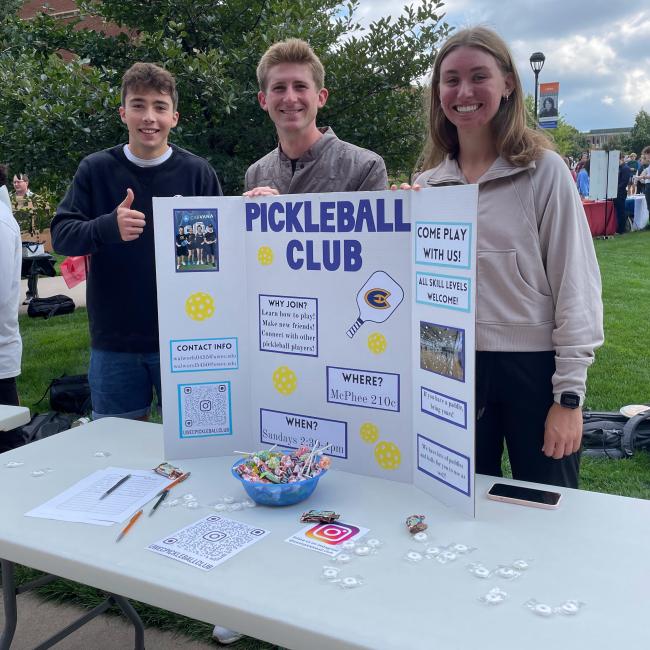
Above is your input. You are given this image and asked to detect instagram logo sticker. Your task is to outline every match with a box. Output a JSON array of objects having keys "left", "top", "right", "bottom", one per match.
[{"left": 306, "top": 522, "right": 360, "bottom": 545}]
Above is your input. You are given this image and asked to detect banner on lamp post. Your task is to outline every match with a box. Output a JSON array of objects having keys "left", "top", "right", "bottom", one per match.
[{"left": 538, "top": 82, "right": 559, "bottom": 129}]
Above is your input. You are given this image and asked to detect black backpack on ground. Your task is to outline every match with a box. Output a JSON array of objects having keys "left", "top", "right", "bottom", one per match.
[
  {"left": 34, "top": 374, "right": 92, "bottom": 415},
  {"left": 27, "top": 294, "right": 75, "bottom": 319},
  {"left": 18, "top": 411, "right": 77, "bottom": 444},
  {"left": 582, "top": 408, "right": 650, "bottom": 458}
]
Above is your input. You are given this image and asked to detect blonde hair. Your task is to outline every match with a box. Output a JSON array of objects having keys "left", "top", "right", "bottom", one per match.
[
  {"left": 422, "top": 27, "right": 552, "bottom": 169},
  {"left": 256, "top": 39, "right": 325, "bottom": 92}
]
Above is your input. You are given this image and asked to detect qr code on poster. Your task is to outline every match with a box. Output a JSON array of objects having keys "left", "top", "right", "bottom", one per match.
[
  {"left": 148, "top": 515, "right": 269, "bottom": 571},
  {"left": 178, "top": 382, "right": 231, "bottom": 438}
]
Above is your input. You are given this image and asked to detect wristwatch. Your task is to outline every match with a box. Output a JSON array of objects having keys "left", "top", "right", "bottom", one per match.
[{"left": 556, "top": 392, "right": 582, "bottom": 409}]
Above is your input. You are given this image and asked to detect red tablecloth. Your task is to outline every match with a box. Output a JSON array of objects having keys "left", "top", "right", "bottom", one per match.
[{"left": 582, "top": 200, "right": 616, "bottom": 236}]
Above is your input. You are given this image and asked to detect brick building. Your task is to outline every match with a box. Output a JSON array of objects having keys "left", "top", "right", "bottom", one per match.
[{"left": 19, "top": 0, "right": 126, "bottom": 38}]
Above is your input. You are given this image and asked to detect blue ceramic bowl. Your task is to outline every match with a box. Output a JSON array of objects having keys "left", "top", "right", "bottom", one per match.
[{"left": 231, "top": 455, "right": 327, "bottom": 507}]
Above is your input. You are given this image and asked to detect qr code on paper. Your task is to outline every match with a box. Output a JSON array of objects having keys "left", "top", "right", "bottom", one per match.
[
  {"left": 148, "top": 515, "right": 269, "bottom": 570},
  {"left": 178, "top": 382, "right": 231, "bottom": 438}
]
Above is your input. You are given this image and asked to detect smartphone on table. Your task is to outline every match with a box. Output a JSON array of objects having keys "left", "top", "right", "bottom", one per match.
[{"left": 486, "top": 482, "right": 562, "bottom": 509}]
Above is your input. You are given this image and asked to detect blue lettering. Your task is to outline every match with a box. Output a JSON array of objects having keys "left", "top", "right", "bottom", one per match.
[
  {"left": 395, "top": 199, "right": 411, "bottom": 231},
  {"left": 286, "top": 240, "right": 303, "bottom": 269},
  {"left": 344, "top": 240, "right": 363, "bottom": 271},
  {"left": 322, "top": 239, "right": 340, "bottom": 271},
  {"left": 376, "top": 199, "right": 392, "bottom": 232},
  {"left": 268, "top": 202, "right": 285, "bottom": 232},
  {"left": 355, "top": 200, "right": 376, "bottom": 232},
  {"left": 285, "top": 202, "right": 305, "bottom": 232},
  {"left": 305, "top": 240, "right": 321, "bottom": 270},
  {"left": 245, "top": 203, "right": 263, "bottom": 231},
  {"left": 304, "top": 202, "right": 319, "bottom": 232},
  {"left": 320, "top": 202, "right": 336, "bottom": 233},
  {"left": 337, "top": 201, "right": 355, "bottom": 232}
]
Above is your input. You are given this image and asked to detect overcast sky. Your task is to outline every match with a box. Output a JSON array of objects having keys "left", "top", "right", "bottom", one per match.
[{"left": 355, "top": 0, "right": 643, "bottom": 132}]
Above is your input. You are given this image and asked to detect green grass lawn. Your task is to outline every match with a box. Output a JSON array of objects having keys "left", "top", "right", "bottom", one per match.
[{"left": 10, "top": 229, "right": 650, "bottom": 646}]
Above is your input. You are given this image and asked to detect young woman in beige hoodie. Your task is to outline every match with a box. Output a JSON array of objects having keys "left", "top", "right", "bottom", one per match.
[{"left": 415, "top": 27, "right": 603, "bottom": 489}]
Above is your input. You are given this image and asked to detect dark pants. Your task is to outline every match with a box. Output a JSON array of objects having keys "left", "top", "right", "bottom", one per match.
[
  {"left": 476, "top": 351, "right": 580, "bottom": 489},
  {"left": 0, "top": 377, "right": 24, "bottom": 454},
  {"left": 614, "top": 196, "right": 628, "bottom": 234},
  {"left": 0, "top": 377, "right": 19, "bottom": 406}
]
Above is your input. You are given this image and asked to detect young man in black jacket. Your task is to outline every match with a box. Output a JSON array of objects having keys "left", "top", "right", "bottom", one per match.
[{"left": 52, "top": 63, "right": 222, "bottom": 421}]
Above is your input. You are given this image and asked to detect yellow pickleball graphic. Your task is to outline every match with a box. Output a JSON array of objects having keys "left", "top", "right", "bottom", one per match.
[
  {"left": 367, "top": 332, "right": 387, "bottom": 354},
  {"left": 374, "top": 441, "right": 401, "bottom": 470},
  {"left": 272, "top": 366, "right": 297, "bottom": 395},
  {"left": 185, "top": 292, "right": 215, "bottom": 321},
  {"left": 359, "top": 422, "right": 379, "bottom": 444},
  {"left": 257, "top": 246, "right": 274, "bottom": 265}
]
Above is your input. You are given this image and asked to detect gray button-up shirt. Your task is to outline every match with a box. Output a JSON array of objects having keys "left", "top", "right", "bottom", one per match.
[{"left": 244, "top": 127, "right": 387, "bottom": 194}]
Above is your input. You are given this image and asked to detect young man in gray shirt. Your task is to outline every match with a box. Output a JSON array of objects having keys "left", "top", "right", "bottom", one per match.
[{"left": 244, "top": 38, "right": 387, "bottom": 196}]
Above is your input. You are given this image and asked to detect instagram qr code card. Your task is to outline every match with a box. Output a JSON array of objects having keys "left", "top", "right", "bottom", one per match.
[
  {"left": 178, "top": 382, "right": 232, "bottom": 438},
  {"left": 285, "top": 521, "right": 369, "bottom": 556},
  {"left": 148, "top": 515, "right": 269, "bottom": 571}
]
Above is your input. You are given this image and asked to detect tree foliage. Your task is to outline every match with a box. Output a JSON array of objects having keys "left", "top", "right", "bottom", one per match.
[
  {"left": 625, "top": 108, "right": 650, "bottom": 155},
  {"left": 0, "top": 0, "right": 450, "bottom": 194},
  {"left": 0, "top": 0, "right": 21, "bottom": 20},
  {"left": 523, "top": 95, "right": 587, "bottom": 159},
  {"left": 547, "top": 119, "right": 588, "bottom": 159}
]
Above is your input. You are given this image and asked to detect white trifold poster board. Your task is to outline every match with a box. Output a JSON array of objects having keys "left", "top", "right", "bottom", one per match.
[
  {"left": 589, "top": 149, "right": 619, "bottom": 200},
  {"left": 154, "top": 187, "right": 478, "bottom": 516}
]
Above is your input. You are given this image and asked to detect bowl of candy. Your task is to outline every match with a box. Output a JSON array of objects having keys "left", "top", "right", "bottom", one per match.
[{"left": 231, "top": 446, "right": 330, "bottom": 506}]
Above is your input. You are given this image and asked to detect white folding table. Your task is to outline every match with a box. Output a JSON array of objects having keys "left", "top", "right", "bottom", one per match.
[
  {"left": 628, "top": 193, "right": 650, "bottom": 230},
  {"left": 1, "top": 418, "right": 648, "bottom": 650},
  {"left": 0, "top": 406, "right": 29, "bottom": 432}
]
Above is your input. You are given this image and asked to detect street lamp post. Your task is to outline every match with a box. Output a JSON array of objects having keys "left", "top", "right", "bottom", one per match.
[{"left": 529, "top": 51, "right": 546, "bottom": 125}]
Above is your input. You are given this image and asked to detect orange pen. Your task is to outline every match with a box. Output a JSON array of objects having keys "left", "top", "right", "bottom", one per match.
[
  {"left": 159, "top": 471, "right": 191, "bottom": 495},
  {"left": 116, "top": 509, "right": 143, "bottom": 542}
]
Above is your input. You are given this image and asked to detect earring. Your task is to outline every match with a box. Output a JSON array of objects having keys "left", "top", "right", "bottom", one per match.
[{"left": 502, "top": 93, "right": 510, "bottom": 102}]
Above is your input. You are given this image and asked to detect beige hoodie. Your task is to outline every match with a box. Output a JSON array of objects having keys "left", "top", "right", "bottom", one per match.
[{"left": 415, "top": 149, "right": 604, "bottom": 401}]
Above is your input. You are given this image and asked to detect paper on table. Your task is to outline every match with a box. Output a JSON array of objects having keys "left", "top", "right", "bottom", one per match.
[
  {"left": 148, "top": 515, "right": 270, "bottom": 570},
  {"left": 25, "top": 467, "right": 171, "bottom": 525}
]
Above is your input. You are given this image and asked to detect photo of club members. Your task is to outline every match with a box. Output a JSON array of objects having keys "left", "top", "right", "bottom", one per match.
[
  {"left": 420, "top": 321, "right": 465, "bottom": 382},
  {"left": 173, "top": 208, "right": 219, "bottom": 272}
]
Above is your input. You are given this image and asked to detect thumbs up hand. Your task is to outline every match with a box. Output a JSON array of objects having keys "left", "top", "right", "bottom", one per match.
[{"left": 117, "top": 188, "right": 146, "bottom": 241}]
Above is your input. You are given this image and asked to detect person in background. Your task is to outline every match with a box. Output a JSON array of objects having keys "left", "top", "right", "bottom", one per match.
[
  {"left": 576, "top": 159, "right": 590, "bottom": 198},
  {"left": 11, "top": 172, "right": 32, "bottom": 206},
  {"left": 635, "top": 145, "right": 650, "bottom": 212},
  {"left": 562, "top": 156, "right": 576, "bottom": 183},
  {"left": 616, "top": 153, "right": 633, "bottom": 234},
  {"left": 574, "top": 151, "right": 589, "bottom": 174},
  {"left": 414, "top": 26, "right": 603, "bottom": 489},
  {"left": 625, "top": 152, "right": 640, "bottom": 174},
  {"left": 0, "top": 165, "right": 11, "bottom": 211},
  {"left": 0, "top": 195, "right": 22, "bottom": 451}
]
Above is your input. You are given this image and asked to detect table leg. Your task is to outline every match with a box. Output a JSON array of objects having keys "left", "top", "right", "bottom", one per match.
[
  {"left": 0, "top": 559, "right": 17, "bottom": 650},
  {"left": 112, "top": 594, "right": 145, "bottom": 650},
  {"left": 26, "top": 272, "right": 38, "bottom": 300},
  {"left": 0, "top": 562, "right": 146, "bottom": 650}
]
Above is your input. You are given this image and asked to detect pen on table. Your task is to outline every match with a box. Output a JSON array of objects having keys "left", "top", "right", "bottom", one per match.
[
  {"left": 159, "top": 471, "right": 191, "bottom": 495},
  {"left": 116, "top": 509, "right": 143, "bottom": 542},
  {"left": 149, "top": 489, "right": 169, "bottom": 516},
  {"left": 99, "top": 473, "right": 132, "bottom": 500},
  {"left": 149, "top": 472, "right": 191, "bottom": 516}
]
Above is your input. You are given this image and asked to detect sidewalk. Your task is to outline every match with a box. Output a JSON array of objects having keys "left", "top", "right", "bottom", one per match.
[
  {"left": 19, "top": 276, "right": 87, "bottom": 316},
  {"left": 0, "top": 590, "right": 216, "bottom": 649}
]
